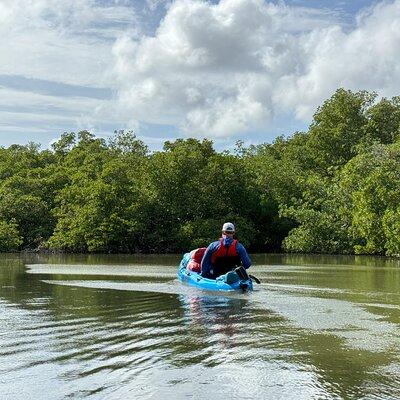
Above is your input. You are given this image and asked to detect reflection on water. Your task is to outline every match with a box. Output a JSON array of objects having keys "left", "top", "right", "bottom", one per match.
[{"left": 0, "top": 253, "right": 400, "bottom": 399}]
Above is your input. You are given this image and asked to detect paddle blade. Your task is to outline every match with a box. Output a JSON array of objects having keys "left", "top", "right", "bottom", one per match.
[{"left": 249, "top": 274, "right": 261, "bottom": 284}]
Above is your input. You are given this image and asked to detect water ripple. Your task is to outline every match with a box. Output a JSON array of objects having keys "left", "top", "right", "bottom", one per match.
[{"left": 1, "top": 258, "right": 400, "bottom": 399}]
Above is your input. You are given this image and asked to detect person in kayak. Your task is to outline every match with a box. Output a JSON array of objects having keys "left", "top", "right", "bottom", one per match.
[{"left": 200, "top": 222, "right": 251, "bottom": 278}]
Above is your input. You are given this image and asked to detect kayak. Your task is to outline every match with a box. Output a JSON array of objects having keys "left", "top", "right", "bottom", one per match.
[{"left": 177, "top": 252, "right": 253, "bottom": 292}]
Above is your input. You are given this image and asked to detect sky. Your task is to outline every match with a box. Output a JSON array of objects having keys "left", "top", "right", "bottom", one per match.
[{"left": 1, "top": 0, "right": 400, "bottom": 150}]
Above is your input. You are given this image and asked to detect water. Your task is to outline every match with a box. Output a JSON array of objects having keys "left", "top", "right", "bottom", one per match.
[{"left": 1, "top": 253, "right": 400, "bottom": 399}]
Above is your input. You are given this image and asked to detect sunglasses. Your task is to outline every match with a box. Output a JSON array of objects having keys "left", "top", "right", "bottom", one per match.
[{"left": 223, "top": 231, "right": 235, "bottom": 235}]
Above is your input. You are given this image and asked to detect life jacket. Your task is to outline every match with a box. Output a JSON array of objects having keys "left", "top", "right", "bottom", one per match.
[
  {"left": 187, "top": 247, "right": 206, "bottom": 272},
  {"left": 190, "top": 247, "right": 206, "bottom": 263},
  {"left": 210, "top": 239, "right": 241, "bottom": 276}
]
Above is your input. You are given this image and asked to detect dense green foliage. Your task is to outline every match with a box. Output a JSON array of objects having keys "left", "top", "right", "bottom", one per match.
[{"left": 0, "top": 88, "right": 399, "bottom": 255}]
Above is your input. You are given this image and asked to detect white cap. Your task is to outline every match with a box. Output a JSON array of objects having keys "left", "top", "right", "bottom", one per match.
[{"left": 222, "top": 222, "right": 235, "bottom": 232}]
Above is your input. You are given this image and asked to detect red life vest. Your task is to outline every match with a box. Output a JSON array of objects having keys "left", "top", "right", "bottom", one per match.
[
  {"left": 187, "top": 247, "right": 206, "bottom": 272},
  {"left": 190, "top": 247, "right": 206, "bottom": 263},
  {"left": 211, "top": 238, "right": 238, "bottom": 264},
  {"left": 210, "top": 238, "right": 240, "bottom": 276}
]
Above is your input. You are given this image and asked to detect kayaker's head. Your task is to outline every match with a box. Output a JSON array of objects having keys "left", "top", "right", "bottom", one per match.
[{"left": 222, "top": 222, "right": 235, "bottom": 238}]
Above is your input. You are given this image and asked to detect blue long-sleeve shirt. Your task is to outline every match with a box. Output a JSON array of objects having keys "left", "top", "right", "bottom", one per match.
[{"left": 200, "top": 236, "right": 251, "bottom": 277}]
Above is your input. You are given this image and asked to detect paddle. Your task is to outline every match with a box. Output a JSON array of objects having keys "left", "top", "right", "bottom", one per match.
[
  {"left": 234, "top": 266, "right": 261, "bottom": 284},
  {"left": 249, "top": 274, "right": 261, "bottom": 284}
]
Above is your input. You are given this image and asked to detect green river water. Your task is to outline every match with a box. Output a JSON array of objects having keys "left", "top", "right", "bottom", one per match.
[{"left": 0, "top": 253, "right": 399, "bottom": 399}]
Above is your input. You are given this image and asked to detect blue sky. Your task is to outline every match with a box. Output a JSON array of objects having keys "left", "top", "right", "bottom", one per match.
[{"left": 1, "top": 0, "right": 399, "bottom": 151}]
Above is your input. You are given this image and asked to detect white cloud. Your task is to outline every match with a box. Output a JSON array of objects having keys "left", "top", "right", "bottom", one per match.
[
  {"left": 113, "top": 0, "right": 400, "bottom": 138},
  {"left": 0, "top": 0, "right": 138, "bottom": 87},
  {"left": 0, "top": 87, "right": 114, "bottom": 118},
  {"left": 277, "top": 1, "right": 400, "bottom": 120},
  {"left": 2, "top": 0, "right": 400, "bottom": 144},
  {"left": 0, "top": 87, "right": 124, "bottom": 143},
  {"left": 0, "top": 0, "right": 141, "bottom": 146},
  {"left": 145, "top": 0, "right": 169, "bottom": 12}
]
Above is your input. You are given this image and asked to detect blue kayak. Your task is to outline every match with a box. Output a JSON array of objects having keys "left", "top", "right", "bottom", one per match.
[{"left": 177, "top": 253, "right": 253, "bottom": 292}]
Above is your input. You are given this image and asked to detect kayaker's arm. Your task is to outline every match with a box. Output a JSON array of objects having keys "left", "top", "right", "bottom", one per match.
[
  {"left": 236, "top": 243, "right": 251, "bottom": 269},
  {"left": 200, "top": 242, "right": 217, "bottom": 277}
]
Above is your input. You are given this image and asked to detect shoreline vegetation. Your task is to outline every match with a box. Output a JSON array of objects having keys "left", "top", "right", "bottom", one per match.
[{"left": 1, "top": 88, "right": 400, "bottom": 257}]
